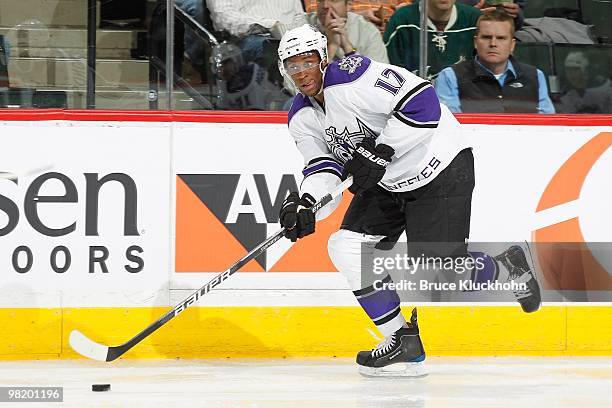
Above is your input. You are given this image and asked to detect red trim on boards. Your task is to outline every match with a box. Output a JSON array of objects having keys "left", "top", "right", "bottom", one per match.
[
  {"left": 455, "top": 113, "right": 612, "bottom": 126},
  {"left": 0, "top": 109, "right": 610, "bottom": 126}
]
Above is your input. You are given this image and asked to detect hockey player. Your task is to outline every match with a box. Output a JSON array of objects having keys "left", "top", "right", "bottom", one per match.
[{"left": 276, "top": 24, "right": 541, "bottom": 377}]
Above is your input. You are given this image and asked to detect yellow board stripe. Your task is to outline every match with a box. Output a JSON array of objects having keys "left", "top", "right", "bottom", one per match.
[{"left": 0, "top": 306, "right": 611, "bottom": 360}]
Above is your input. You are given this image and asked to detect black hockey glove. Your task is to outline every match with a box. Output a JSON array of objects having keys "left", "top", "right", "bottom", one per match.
[
  {"left": 279, "top": 192, "right": 316, "bottom": 242},
  {"left": 342, "top": 138, "right": 395, "bottom": 194}
]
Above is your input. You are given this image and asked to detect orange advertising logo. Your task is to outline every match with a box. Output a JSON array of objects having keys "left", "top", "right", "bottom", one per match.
[
  {"left": 175, "top": 174, "right": 351, "bottom": 273},
  {"left": 534, "top": 132, "right": 612, "bottom": 291}
]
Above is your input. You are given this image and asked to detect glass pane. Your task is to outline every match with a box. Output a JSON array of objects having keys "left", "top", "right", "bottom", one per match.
[
  {"left": 167, "top": 0, "right": 217, "bottom": 110},
  {"left": 512, "top": 42, "right": 556, "bottom": 90},
  {"left": 514, "top": 43, "right": 612, "bottom": 114},
  {"left": 0, "top": 0, "right": 167, "bottom": 109},
  {"left": 554, "top": 44, "right": 612, "bottom": 114},
  {"left": 170, "top": 0, "right": 292, "bottom": 111}
]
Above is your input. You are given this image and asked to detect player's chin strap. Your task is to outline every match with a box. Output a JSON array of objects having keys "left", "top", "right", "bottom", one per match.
[{"left": 316, "top": 61, "right": 328, "bottom": 96}]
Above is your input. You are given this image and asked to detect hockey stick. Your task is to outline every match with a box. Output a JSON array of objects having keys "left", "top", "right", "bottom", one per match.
[{"left": 69, "top": 176, "right": 353, "bottom": 361}]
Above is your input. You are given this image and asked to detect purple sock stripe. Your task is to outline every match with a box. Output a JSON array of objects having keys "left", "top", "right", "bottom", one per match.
[
  {"left": 373, "top": 306, "right": 401, "bottom": 326},
  {"left": 356, "top": 288, "right": 401, "bottom": 320},
  {"left": 467, "top": 251, "right": 499, "bottom": 287}
]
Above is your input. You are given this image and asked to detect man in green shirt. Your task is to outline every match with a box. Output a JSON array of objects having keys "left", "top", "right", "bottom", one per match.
[
  {"left": 305, "top": 0, "right": 389, "bottom": 63},
  {"left": 384, "top": 0, "right": 481, "bottom": 80}
]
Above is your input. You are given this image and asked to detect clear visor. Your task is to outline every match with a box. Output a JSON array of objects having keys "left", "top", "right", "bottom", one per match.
[{"left": 283, "top": 52, "right": 320, "bottom": 76}]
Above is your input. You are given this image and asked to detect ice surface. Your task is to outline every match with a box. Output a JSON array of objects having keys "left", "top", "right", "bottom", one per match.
[{"left": 1, "top": 357, "right": 612, "bottom": 407}]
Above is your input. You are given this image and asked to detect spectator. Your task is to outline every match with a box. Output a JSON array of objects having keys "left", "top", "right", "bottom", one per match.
[
  {"left": 557, "top": 51, "right": 612, "bottom": 114},
  {"left": 384, "top": 0, "right": 482, "bottom": 80},
  {"left": 435, "top": 10, "right": 555, "bottom": 113},
  {"left": 414, "top": 0, "right": 525, "bottom": 28},
  {"left": 211, "top": 42, "right": 288, "bottom": 110},
  {"left": 207, "top": 0, "right": 307, "bottom": 63},
  {"left": 304, "top": 1, "right": 413, "bottom": 33},
  {"left": 305, "top": 0, "right": 389, "bottom": 62},
  {"left": 471, "top": 0, "right": 525, "bottom": 29}
]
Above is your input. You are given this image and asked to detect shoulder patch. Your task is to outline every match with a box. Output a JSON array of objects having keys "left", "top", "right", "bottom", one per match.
[
  {"left": 324, "top": 55, "right": 371, "bottom": 88},
  {"left": 288, "top": 94, "right": 314, "bottom": 125}
]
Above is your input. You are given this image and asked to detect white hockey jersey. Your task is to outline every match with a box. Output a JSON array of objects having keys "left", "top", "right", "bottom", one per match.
[{"left": 288, "top": 54, "right": 469, "bottom": 211}]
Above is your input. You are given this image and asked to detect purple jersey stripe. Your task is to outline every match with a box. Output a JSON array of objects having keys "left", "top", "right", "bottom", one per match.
[
  {"left": 396, "top": 85, "right": 441, "bottom": 124},
  {"left": 303, "top": 161, "right": 343, "bottom": 177},
  {"left": 323, "top": 55, "right": 371, "bottom": 89},
  {"left": 288, "top": 94, "right": 313, "bottom": 125},
  {"left": 394, "top": 112, "right": 439, "bottom": 128}
]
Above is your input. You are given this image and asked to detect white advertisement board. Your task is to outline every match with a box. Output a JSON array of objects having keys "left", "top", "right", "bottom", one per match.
[
  {"left": 0, "top": 121, "right": 172, "bottom": 307},
  {"left": 1, "top": 118, "right": 610, "bottom": 307}
]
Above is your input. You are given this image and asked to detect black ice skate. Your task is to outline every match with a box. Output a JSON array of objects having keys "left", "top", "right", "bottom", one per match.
[
  {"left": 357, "top": 308, "right": 426, "bottom": 378},
  {"left": 495, "top": 244, "right": 541, "bottom": 313}
]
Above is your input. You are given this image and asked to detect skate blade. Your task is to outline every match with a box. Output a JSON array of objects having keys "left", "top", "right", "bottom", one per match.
[{"left": 358, "top": 362, "right": 427, "bottom": 378}]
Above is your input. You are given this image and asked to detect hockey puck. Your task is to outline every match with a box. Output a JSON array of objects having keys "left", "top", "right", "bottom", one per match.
[{"left": 92, "top": 384, "right": 111, "bottom": 392}]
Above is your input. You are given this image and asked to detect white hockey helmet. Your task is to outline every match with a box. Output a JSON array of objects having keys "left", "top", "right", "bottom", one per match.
[{"left": 277, "top": 24, "right": 328, "bottom": 79}]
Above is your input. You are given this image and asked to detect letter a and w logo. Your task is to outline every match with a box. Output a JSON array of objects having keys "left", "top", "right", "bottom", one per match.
[{"left": 175, "top": 174, "right": 350, "bottom": 272}]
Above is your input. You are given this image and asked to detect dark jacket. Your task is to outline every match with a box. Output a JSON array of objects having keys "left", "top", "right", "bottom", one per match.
[{"left": 451, "top": 56, "right": 539, "bottom": 113}]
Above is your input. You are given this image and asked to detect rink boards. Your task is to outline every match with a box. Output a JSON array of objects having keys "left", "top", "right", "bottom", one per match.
[{"left": 0, "top": 110, "right": 611, "bottom": 359}]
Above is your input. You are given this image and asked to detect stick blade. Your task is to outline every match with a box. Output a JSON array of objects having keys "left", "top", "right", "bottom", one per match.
[{"left": 69, "top": 330, "right": 110, "bottom": 362}]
